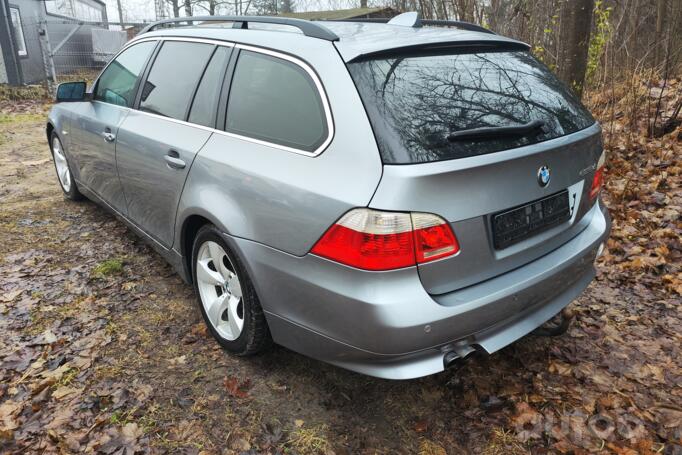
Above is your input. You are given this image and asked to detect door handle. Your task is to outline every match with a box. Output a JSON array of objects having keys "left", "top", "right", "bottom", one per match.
[
  {"left": 102, "top": 131, "right": 116, "bottom": 142},
  {"left": 164, "top": 151, "right": 186, "bottom": 169}
]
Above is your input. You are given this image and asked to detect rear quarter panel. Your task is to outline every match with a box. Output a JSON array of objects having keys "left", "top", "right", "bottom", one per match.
[{"left": 175, "top": 35, "right": 383, "bottom": 256}]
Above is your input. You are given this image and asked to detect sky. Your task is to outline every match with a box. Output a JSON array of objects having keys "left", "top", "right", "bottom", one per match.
[{"left": 103, "top": 0, "right": 371, "bottom": 23}]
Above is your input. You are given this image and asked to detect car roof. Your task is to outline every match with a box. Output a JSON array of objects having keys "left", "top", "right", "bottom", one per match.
[{"left": 138, "top": 20, "right": 529, "bottom": 63}]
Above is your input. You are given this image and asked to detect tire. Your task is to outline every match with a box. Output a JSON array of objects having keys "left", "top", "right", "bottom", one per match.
[
  {"left": 50, "top": 132, "right": 83, "bottom": 201},
  {"left": 191, "top": 224, "right": 271, "bottom": 355}
]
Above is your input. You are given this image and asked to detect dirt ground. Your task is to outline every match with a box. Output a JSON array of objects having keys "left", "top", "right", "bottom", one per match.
[{"left": 0, "top": 100, "right": 680, "bottom": 454}]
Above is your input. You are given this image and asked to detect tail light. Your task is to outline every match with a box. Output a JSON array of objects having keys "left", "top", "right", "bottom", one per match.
[
  {"left": 311, "top": 208, "right": 459, "bottom": 271},
  {"left": 411, "top": 213, "right": 460, "bottom": 263},
  {"left": 589, "top": 151, "right": 606, "bottom": 200}
]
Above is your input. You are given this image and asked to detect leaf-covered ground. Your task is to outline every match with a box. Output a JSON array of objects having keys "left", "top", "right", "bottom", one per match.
[{"left": 0, "top": 84, "right": 680, "bottom": 455}]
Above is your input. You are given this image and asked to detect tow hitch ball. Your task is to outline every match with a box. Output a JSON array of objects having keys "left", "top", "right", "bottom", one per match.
[{"left": 533, "top": 307, "right": 575, "bottom": 337}]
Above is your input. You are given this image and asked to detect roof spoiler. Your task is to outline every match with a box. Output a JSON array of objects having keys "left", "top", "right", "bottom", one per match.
[
  {"left": 347, "top": 40, "right": 531, "bottom": 62},
  {"left": 139, "top": 15, "right": 340, "bottom": 41}
]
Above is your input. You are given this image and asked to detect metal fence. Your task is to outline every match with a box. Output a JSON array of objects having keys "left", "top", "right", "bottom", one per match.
[{"left": 18, "top": 18, "right": 147, "bottom": 93}]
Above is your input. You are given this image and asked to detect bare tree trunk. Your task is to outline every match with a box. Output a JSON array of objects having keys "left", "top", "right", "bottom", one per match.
[
  {"left": 654, "top": 0, "right": 665, "bottom": 68},
  {"left": 165, "top": 0, "right": 180, "bottom": 17},
  {"left": 361, "top": 0, "right": 367, "bottom": 8},
  {"left": 487, "top": 0, "right": 500, "bottom": 31},
  {"left": 626, "top": 0, "right": 639, "bottom": 66},
  {"left": 556, "top": 0, "right": 594, "bottom": 97},
  {"left": 184, "top": 0, "right": 192, "bottom": 16},
  {"left": 440, "top": 0, "right": 448, "bottom": 20},
  {"left": 454, "top": 0, "right": 474, "bottom": 22}
]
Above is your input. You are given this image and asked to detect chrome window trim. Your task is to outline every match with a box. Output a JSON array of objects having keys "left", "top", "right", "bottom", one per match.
[{"left": 93, "top": 36, "right": 335, "bottom": 158}]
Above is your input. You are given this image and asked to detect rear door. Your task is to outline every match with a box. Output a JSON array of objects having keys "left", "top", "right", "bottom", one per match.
[
  {"left": 348, "top": 50, "right": 603, "bottom": 295},
  {"left": 115, "top": 40, "right": 232, "bottom": 247},
  {"left": 70, "top": 41, "right": 156, "bottom": 213}
]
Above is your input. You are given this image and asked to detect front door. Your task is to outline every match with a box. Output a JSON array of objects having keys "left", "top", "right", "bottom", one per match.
[
  {"left": 69, "top": 41, "right": 157, "bottom": 213},
  {"left": 115, "top": 40, "right": 228, "bottom": 247}
]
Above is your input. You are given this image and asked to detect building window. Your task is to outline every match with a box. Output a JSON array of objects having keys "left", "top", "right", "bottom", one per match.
[
  {"left": 9, "top": 7, "right": 27, "bottom": 57},
  {"left": 45, "top": 0, "right": 104, "bottom": 22}
]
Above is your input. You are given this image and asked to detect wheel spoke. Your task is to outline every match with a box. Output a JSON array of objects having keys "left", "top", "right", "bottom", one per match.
[
  {"left": 208, "top": 242, "right": 230, "bottom": 279},
  {"left": 227, "top": 274, "right": 242, "bottom": 299},
  {"left": 196, "top": 258, "right": 224, "bottom": 286},
  {"left": 206, "top": 293, "right": 228, "bottom": 327},
  {"left": 58, "top": 166, "right": 69, "bottom": 183},
  {"left": 227, "top": 295, "right": 243, "bottom": 336}
]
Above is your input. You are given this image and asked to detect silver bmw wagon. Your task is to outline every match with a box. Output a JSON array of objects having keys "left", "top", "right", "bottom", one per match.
[{"left": 47, "top": 13, "right": 611, "bottom": 379}]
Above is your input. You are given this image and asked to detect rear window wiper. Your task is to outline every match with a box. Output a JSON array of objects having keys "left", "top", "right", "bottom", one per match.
[{"left": 447, "top": 120, "right": 546, "bottom": 142}]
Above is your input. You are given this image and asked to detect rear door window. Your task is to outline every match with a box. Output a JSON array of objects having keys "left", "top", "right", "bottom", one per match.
[
  {"left": 225, "top": 50, "right": 327, "bottom": 152},
  {"left": 139, "top": 41, "right": 215, "bottom": 120},
  {"left": 95, "top": 41, "right": 156, "bottom": 107},
  {"left": 188, "top": 46, "right": 232, "bottom": 128},
  {"left": 348, "top": 51, "right": 595, "bottom": 164}
]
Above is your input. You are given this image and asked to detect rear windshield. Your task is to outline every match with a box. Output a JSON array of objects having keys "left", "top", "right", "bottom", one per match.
[{"left": 348, "top": 51, "right": 595, "bottom": 164}]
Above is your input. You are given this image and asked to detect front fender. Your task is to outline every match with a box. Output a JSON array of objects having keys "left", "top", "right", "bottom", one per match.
[{"left": 47, "top": 105, "right": 75, "bottom": 177}]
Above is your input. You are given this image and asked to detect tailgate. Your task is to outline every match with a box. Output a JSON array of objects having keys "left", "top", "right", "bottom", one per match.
[
  {"left": 348, "top": 47, "right": 603, "bottom": 295},
  {"left": 369, "top": 124, "right": 603, "bottom": 295}
]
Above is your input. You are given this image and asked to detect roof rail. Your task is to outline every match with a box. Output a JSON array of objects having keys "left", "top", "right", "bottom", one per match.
[
  {"left": 139, "top": 15, "right": 340, "bottom": 41},
  {"left": 325, "top": 16, "right": 495, "bottom": 35}
]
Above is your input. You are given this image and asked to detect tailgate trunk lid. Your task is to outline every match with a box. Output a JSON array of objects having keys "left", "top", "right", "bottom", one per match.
[
  {"left": 369, "top": 124, "right": 602, "bottom": 294},
  {"left": 349, "top": 48, "right": 603, "bottom": 295}
]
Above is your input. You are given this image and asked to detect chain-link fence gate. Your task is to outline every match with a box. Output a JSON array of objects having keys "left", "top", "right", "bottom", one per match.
[{"left": 19, "top": 18, "right": 148, "bottom": 94}]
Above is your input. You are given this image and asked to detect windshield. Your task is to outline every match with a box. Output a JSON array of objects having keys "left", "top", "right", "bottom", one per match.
[{"left": 348, "top": 50, "right": 595, "bottom": 164}]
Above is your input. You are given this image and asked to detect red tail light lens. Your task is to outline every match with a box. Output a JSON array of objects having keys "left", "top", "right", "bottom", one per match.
[
  {"left": 412, "top": 213, "right": 460, "bottom": 262},
  {"left": 311, "top": 209, "right": 459, "bottom": 271},
  {"left": 589, "top": 152, "right": 606, "bottom": 200}
]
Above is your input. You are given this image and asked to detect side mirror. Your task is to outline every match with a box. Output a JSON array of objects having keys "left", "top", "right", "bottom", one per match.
[{"left": 56, "top": 82, "right": 87, "bottom": 102}]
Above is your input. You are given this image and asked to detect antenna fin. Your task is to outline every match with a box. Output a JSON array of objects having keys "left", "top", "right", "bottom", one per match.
[{"left": 387, "top": 12, "right": 422, "bottom": 28}]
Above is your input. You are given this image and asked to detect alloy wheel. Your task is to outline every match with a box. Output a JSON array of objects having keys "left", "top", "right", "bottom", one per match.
[
  {"left": 195, "top": 241, "right": 244, "bottom": 341},
  {"left": 52, "top": 136, "right": 71, "bottom": 192}
]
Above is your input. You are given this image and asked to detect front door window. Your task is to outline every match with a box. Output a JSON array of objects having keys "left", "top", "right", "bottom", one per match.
[{"left": 94, "top": 41, "right": 156, "bottom": 107}]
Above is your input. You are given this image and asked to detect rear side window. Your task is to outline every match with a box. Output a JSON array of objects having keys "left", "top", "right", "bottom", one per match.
[
  {"left": 140, "top": 41, "right": 214, "bottom": 120},
  {"left": 348, "top": 51, "right": 595, "bottom": 164},
  {"left": 95, "top": 41, "right": 155, "bottom": 107},
  {"left": 188, "top": 46, "right": 232, "bottom": 128},
  {"left": 226, "top": 50, "right": 327, "bottom": 152}
]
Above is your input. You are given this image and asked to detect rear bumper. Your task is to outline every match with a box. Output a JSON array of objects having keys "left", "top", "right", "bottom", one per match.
[{"left": 230, "top": 201, "right": 610, "bottom": 380}]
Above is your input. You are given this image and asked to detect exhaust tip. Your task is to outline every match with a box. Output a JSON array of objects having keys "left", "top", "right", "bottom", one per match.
[
  {"left": 442, "top": 343, "right": 478, "bottom": 370},
  {"left": 443, "top": 351, "right": 460, "bottom": 369}
]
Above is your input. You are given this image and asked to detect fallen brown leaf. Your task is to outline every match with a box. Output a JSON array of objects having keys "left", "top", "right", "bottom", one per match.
[
  {"left": 223, "top": 376, "right": 250, "bottom": 399},
  {"left": 0, "top": 400, "right": 22, "bottom": 431}
]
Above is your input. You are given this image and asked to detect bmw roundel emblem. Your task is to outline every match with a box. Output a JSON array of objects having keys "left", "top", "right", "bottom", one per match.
[{"left": 537, "top": 166, "right": 551, "bottom": 187}]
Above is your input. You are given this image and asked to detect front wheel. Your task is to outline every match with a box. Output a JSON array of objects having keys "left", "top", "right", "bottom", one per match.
[
  {"left": 50, "top": 132, "right": 83, "bottom": 201},
  {"left": 192, "top": 225, "right": 271, "bottom": 355}
]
